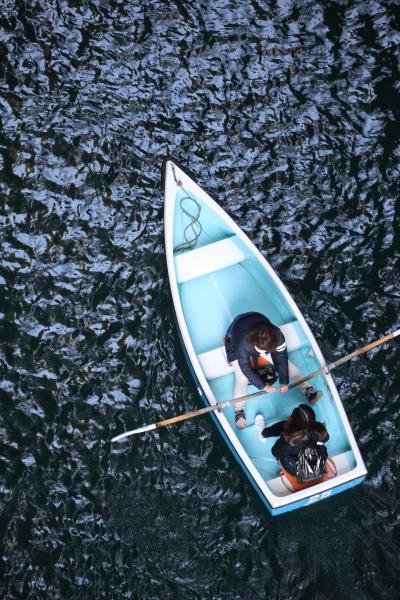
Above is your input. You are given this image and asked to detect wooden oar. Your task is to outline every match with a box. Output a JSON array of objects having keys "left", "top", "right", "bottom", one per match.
[{"left": 111, "top": 329, "right": 400, "bottom": 442}]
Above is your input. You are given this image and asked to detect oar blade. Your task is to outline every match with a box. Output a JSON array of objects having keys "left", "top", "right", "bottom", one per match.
[{"left": 111, "top": 423, "right": 157, "bottom": 442}]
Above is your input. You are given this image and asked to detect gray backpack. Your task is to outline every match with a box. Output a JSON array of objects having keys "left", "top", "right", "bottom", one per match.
[{"left": 296, "top": 441, "right": 327, "bottom": 483}]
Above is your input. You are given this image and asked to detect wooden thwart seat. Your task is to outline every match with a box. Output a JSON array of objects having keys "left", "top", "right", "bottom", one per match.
[
  {"left": 198, "top": 320, "right": 305, "bottom": 380},
  {"left": 174, "top": 236, "right": 245, "bottom": 283}
]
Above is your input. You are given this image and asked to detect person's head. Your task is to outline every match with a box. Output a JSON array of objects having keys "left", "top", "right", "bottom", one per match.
[
  {"left": 284, "top": 404, "right": 327, "bottom": 445},
  {"left": 249, "top": 323, "right": 279, "bottom": 352},
  {"left": 291, "top": 404, "right": 316, "bottom": 428}
]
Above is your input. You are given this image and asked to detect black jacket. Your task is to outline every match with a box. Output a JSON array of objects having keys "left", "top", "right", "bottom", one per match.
[
  {"left": 225, "top": 312, "right": 289, "bottom": 389},
  {"left": 264, "top": 420, "right": 330, "bottom": 476}
]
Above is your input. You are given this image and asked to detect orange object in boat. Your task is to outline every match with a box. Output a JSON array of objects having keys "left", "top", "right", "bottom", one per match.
[
  {"left": 280, "top": 458, "right": 337, "bottom": 492},
  {"left": 250, "top": 355, "right": 270, "bottom": 368}
]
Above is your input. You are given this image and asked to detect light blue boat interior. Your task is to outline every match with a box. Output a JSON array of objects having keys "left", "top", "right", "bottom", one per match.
[{"left": 173, "top": 188, "right": 356, "bottom": 484}]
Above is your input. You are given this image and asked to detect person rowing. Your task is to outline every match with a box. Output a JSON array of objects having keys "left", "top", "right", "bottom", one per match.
[{"left": 224, "top": 312, "right": 323, "bottom": 429}]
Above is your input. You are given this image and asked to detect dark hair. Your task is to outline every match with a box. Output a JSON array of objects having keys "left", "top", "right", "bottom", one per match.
[
  {"left": 284, "top": 404, "right": 328, "bottom": 446},
  {"left": 249, "top": 323, "right": 279, "bottom": 352}
]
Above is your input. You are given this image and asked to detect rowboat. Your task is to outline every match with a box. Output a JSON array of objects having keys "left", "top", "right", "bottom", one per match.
[{"left": 163, "top": 158, "right": 367, "bottom": 516}]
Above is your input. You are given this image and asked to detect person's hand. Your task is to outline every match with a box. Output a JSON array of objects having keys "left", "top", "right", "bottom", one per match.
[
  {"left": 279, "top": 385, "right": 289, "bottom": 394},
  {"left": 263, "top": 385, "right": 276, "bottom": 393}
]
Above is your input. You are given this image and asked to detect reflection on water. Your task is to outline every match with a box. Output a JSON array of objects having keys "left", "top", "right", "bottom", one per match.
[{"left": 1, "top": 0, "right": 399, "bottom": 597}]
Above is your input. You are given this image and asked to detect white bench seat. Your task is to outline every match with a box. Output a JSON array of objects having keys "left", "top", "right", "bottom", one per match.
[
  {"left": 174, "top": 236, "right": 245, "bottom": 283},
  {"left": 198, "top": 320, "right": 305, "bottom": 381}
]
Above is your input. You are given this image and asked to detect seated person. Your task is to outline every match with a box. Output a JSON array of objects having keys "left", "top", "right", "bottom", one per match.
[
  {"left": 255, "top": 404, "right": 333, "bottom": 484},
  {"left": 224, "top": 312, "right": 322, "bottom": 428}
]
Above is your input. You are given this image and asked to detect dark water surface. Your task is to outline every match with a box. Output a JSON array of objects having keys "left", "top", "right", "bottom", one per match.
[{"left": 1, "top": 0, "right": 400, "bottom": 598}]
